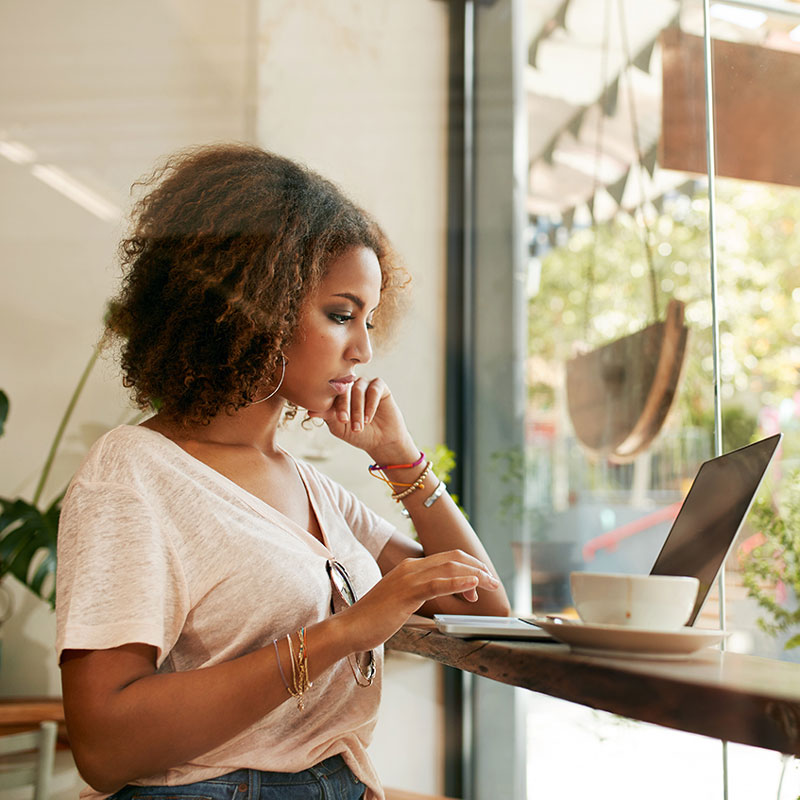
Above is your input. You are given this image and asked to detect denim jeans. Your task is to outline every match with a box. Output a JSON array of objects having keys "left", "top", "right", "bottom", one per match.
[{"left": 109, "top": 755, "right": 366, "bottom": 800}]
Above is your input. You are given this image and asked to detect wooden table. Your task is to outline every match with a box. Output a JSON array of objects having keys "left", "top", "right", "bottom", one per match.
[
  {"left": 387, "top": 620, "right": 800, "bottom": 756},
  {"left": 0, "top": 697, "right": 68, "bottom": 747}
]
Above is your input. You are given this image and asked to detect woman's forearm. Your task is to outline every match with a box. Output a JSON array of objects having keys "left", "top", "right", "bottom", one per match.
[
  {"left": 317, "top": 380, "right": 510, "bottom": 616},
  {"left": 61, "top": 615, "right": 351, "bottom": 793},
  {"left": 63, "top": 536, "right": 500, "bottom": 793},
  {"left": 369, "top": 442, "right": 511, "bottom": 616},
  {"left": 407, "top": 487, "right": 511, "bottom": 616}
]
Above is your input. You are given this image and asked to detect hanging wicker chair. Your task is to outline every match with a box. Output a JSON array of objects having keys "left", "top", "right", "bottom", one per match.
[{"left": 566, "top": 298, "right": 688, "bottom": 463}]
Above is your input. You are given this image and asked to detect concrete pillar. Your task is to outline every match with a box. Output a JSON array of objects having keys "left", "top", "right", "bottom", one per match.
[{"left": 469, "top": 0, "right": 528, "bottom": 798}]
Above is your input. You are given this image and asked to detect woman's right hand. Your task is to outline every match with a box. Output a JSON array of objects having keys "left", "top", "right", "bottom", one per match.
[{"left": 336, "top": 550, "right": 501, "bottom": 653}]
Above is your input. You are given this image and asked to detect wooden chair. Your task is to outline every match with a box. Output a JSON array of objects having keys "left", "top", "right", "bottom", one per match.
[{"left": 0, "top": 720, "right": 58, "bottom": 800}]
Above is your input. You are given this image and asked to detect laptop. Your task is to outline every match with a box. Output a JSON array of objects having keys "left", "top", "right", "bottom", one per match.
[{"left": 435, "top": 432, "right": 782, "bottom": 639}]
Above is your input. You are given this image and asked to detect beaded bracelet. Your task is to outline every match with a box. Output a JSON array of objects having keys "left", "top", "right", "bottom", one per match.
[
  {"left": 391, "top": 461, "right": 433, "bottom": 502},
  {"left": 399, "top": 478, "right": 447, "bottom": 518}
]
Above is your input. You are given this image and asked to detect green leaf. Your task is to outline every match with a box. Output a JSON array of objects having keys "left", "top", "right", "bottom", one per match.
[
  {"left": 740, "top": 468, "right": 800, "bottom": 646},
  {"left": 30, "top": 552, "right": 57, "bottom": 603},
  {"left": 0, "top": 494, "right": 60, "bottom": 608},
  {"left": 0, "top": 390, "right": 7, "bottom": 437}
]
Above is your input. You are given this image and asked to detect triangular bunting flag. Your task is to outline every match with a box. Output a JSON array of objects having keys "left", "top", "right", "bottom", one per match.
[
  {"left": 607, "top": 170, "right": 629, "bottom": 206},
  {"left": 542, "top": 138, "right": 557, "bottom": 165},
  {"left": 602, "top": 78, "right": 619, "bottom": 117},
  {"left": 633, "top": 39, "right": 656, "bottom": 74},
  {"left": 567, "top": 108, "right": 586, "bottom": 139},
  {"left": 643, "top": 145, "right": 658, "bottom": 177}
]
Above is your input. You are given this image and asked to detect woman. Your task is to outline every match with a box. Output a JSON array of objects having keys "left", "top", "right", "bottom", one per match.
[{"left": 56, "top": 143, "right": 510, "bottom": 800}]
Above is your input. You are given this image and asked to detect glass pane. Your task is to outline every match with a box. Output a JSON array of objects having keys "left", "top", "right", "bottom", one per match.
[
  {"left": 522, "top": 0, "right": 800, "bottom": 795},
  {"left": 524, "top": 0, "right": 715, "bottom": 621},
  {"left": 708, "top": 4, "right": 800, "bottom": 792},
  {"left": 708, "top": 5, "right": 800, "bottom": 664}
]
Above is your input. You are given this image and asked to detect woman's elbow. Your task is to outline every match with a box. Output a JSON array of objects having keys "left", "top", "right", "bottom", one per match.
[
  {"left": 71, "top": 745, "right": 129, "bottom": 795},
  {"left": 67, "top": 725, "right": 142, "bottom": 795}
]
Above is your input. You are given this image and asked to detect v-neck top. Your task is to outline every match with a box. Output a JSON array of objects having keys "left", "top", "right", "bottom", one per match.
[{"left": 56, "top": 424, "right": 397, "bottom": 800}]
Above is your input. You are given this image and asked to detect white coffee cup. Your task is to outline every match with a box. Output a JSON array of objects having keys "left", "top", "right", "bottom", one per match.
[{"left": 570, "top": 572, "right": 700, "bottom": 630}]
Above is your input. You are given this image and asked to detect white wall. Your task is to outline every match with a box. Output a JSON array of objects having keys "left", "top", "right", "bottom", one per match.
[
  {"left": 254, "top": 3, "right": 450, "bottom": 793},
  {"left": 260, "top": 0, "right": 450, "bottom": 520},
  {"left": 0, "top": 0, "right": 449, "bottom": 796}
]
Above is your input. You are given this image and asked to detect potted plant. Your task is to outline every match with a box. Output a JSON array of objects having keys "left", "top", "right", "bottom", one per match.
[
  {"left": 740, "top": 469, "right": 800, "bottom": 650},
  {"left": 0, "top": 344, "right": 102, "bottom": 608}
]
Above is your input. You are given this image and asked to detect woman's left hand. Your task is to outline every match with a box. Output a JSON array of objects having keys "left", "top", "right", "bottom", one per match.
[{"left": 307, "top": 377, "right": 417, "bottom": 461}]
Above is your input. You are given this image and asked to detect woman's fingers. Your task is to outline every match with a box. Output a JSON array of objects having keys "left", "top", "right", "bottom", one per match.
[
  {"left": 342, "top": 551, "right": 501, "bottom": 652},
  {"left": 389, "top": 551, "right": 500, "bottom": 607},
  {"left": 333, "top": 387, "right": 351, "bottom": 425},
  {"left": 429, "top": 574, "right": 480, "bottom": 602},
  {"left": 346, "top": 377, "right": 388, "bottom": 432},
  {"left": 362, "top": 378, "right": 386, "bottom": 425},
  {"left": 310, "top": 377, "right": 394, "bottom": 439},
  {"left": 417, "top": 554, "right": 499, "bottom": 595},
  {"left": 348, "top": 378, "right": 367, "bottom": 432},
  {"left": 310, "top": 377, "right": 416, "bottom": 464},
  {"left": 461, "top": 584, "right": 479, "bottom": 603}
]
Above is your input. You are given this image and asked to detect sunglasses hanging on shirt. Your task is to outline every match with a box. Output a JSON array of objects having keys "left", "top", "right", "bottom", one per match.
[{"left": 326, "top": 558, "right": 376, "bottom": 687}]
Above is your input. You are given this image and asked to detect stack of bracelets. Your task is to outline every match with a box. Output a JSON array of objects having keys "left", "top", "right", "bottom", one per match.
[
  {"left": 273, "top": 628, "right": 312, "bottom": 710},
  {"left": 273, "top": 455, "right": 448, "bottom": 712},
  {"left": 368, "top": 451, "right": 447, "bottom": 517}
]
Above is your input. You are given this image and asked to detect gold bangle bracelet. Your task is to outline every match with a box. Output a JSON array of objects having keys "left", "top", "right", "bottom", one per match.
[{"left": 285, "top": 630, "right": 310, "bottom": 711}]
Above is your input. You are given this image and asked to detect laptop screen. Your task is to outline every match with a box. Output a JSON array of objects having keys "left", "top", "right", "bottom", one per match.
[{"left": 649, "top": 433, "right": 781, "bottom": 625}]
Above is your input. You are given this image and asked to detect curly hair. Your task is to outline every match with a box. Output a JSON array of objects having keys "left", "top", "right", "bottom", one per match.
[{"left": 107, "top": 143, "right": 409, "bottom": 425}]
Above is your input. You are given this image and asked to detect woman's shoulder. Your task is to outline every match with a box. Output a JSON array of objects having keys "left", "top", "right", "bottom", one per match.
[{"left": 71, "top": 424, "right": 175, "bottom": 486}]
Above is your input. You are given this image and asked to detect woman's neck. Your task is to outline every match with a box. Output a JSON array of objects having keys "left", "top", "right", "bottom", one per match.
[{"left": 140, "top": 400, "right": 286, "bottom": 455}]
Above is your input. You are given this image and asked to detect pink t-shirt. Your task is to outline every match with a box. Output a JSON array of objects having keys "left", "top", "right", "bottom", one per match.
[{"left": 56, "top": 425, "right": 397, "bottom": 800}]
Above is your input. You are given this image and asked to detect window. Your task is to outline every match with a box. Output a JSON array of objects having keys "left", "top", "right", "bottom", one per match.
[{"left": 464, "top": 0, "right": 800, "bottom": 797}]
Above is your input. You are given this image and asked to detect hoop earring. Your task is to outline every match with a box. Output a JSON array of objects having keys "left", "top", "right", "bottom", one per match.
[{"left": 249, "top": 356, "right": 286, "bottom": 405}]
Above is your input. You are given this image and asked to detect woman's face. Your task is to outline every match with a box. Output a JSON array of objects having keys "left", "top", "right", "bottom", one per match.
[{"left": 280, "top": 246, "right": 382, "bottom": 413}]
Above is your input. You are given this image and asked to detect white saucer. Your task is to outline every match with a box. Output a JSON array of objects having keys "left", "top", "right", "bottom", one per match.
[{"left": 531, "top": 617, "right": 727, "bottom": 660}]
